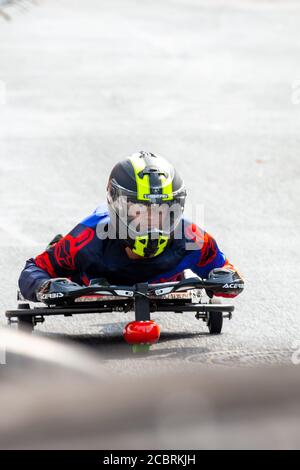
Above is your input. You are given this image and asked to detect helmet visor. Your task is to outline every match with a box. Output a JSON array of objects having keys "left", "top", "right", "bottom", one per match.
[
  {"left": 127, "top": 201, "right": 182, "bottom": 236},
  {"left": 108, "top": 183, "right": 185, "bottom": 239}
]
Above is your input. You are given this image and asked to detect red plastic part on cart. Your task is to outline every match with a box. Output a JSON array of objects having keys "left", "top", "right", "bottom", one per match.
[{"left": 123, "top": 320, "right": 161, "bottom": 345}]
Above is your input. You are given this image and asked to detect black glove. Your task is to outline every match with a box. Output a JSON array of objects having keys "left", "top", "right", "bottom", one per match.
[
  {"left": 36, "top": 278, "right": 81, "bottom": 302},
  {"left": 206, "top": 268, "right": 244, "bottom": 298}
]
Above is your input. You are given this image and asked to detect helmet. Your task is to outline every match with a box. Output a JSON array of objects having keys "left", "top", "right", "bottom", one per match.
[{"left": 107, "top": 151, "right": 186, "bottom": 258}]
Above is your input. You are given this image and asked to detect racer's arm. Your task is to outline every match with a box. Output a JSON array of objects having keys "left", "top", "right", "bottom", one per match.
[
  {"left": 184, "top": 223, "right": 244, "bottom": 298},
  {"left": 18, "top": 225, "right": 94, "bottom": 301}
]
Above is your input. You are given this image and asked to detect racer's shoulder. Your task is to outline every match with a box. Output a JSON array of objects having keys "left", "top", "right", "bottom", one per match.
[
  {"left": 178, "top": 218, "right": 219, "bottom": 256},
  {"left": 80, "top": 203, "right": 110, "bottom": 229},
  {"left": 181, "top": 218, "right": 206, "bottom": 242},
  {"left": 64, "top": 203, "right": 109, "bottom": 251},
  {"left": 53, "top": 205, "right": 109, "bottom": 261}
]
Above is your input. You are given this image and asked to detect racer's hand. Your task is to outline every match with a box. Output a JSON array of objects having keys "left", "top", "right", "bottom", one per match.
[
  {"left": 36, "top": 278, "right": 78, "bottom": 301},
  {"left": 206, "top": 268, "right": 244, "bottom": 298}
]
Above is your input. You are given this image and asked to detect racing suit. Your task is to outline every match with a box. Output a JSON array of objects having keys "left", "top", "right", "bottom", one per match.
[{"left": 19, "top": 205, "right": 244, "bottom": 301}]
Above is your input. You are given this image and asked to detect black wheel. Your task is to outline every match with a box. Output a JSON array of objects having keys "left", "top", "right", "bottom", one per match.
[
  {"left": 17, "top": 316, "right": 34, "bottom": 333},
  {"left": 207, "top": 298, "right": 223, "bottom": 334}
]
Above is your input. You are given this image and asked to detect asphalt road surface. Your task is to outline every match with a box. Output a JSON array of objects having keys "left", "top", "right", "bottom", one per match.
[{"left": 0, "top": 0, "right": 300, "bottom": 373}]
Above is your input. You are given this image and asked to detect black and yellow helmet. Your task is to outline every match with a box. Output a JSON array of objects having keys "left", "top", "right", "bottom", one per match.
[{"left": 107, "top": 151, "right": 186, "bottom": 258}]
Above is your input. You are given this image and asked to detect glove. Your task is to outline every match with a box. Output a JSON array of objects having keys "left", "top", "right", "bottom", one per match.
[
  {"left": 36, "top": 278, "right": 80, "bottom": 302},
  {"left": 206, "top": 268, "right": 244, "bottom": 298}
]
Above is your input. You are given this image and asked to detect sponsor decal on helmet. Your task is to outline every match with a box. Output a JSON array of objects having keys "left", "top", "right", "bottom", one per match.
[{"left": 143, "top": 193, "right": 169, "bottom": 200}]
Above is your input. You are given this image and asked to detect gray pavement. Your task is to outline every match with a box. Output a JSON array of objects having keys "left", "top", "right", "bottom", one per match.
[{"left": 0, "top": 0, "right": 300, "bottom": 371}]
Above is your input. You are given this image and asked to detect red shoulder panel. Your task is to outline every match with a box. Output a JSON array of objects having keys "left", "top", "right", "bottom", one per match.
[
  {"left": 185, "top": 223, "right": 218, "bottom": 267},
  {"left": 54, "top": 228, "right": 94, "bottom": 271}
]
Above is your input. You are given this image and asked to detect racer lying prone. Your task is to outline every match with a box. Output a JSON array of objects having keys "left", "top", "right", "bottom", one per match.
[{"left": 19, "top": 151, "right": 244, "bottom": 303}]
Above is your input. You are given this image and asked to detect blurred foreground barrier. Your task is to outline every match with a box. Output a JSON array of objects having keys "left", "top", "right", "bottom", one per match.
[{"left": 0, "top": 327, "right": 299, "bottom": 449}]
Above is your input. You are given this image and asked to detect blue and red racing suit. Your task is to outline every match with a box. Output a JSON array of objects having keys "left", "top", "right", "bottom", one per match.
[{"left": 19, "top": 204, "right": 242, "bottom": 301}]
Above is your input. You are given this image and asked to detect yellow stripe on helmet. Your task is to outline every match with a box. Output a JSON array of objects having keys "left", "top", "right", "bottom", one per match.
[
  {"left": 129, "top": 154, "right": 151, "bottom": 201},
  {"left": 160, "top": 173, "right": 173, "bottom": 201}
]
